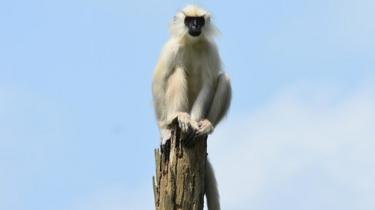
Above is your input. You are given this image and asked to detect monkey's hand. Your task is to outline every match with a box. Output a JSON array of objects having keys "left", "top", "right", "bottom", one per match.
[
  {"left": 175, "top": 112, "right": 192, "bottom": 133},
  {"left": 183, "top": 119, "right": 213, "bottom": 147},
  {"left": 196, "top": 119, "right": 214, "bottom": 136}
]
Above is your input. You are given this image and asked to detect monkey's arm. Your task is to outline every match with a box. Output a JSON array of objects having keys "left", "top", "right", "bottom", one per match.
[
  {"left": 189, "top": 81, "right": 216, "bottom": 137},
  {"left": 152, "top": 57, "right": 170, "bottom": 127},
  {"left": 189, "top": 74, "right": 231, "bottom": 137},
  {"left": 152, "top": 43, "right": 182, "bottom": 126},
  {"left": 164, "top": 67, "right": 190, "bottom": 126},
  {"left": 153, "top": 62, "right": 190, "bottom": 122},
  {"left": 153, "top": 63, "right": 190, "bottom": 143},
  {"left": 190, "top": 81, "right": 215, "bottom": 122}
]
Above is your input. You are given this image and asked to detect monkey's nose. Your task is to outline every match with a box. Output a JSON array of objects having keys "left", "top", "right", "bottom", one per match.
[{"left": 191, "top": 23, "right": 201, "bottom": 30}]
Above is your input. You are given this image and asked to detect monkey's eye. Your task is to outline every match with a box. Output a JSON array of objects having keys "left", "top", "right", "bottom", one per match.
[
  {"left": 184, "top": 16, "right": 193, "bottom": 26},
  {"left": 196, "top": 17, "right": 205, "bottom": 26}
]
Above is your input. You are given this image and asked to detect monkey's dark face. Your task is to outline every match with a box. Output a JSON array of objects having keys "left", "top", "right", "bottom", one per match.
[{"left": 184, "top": 16, "right": 205, "bottom": 37}]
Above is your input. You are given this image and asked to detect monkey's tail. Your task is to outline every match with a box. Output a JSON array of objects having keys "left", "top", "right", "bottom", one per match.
[{"left": 206, "top": 158, "right": 220, "bottom": 210}]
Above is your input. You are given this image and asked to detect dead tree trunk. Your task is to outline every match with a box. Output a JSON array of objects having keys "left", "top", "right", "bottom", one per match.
[{"left": 153, "top": 123, "right": 207, "bottom": 210}]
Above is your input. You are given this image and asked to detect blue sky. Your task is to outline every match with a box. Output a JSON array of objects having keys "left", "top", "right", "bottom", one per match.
[{"left": 0, "top": 0, "right": 374, "bottom": 210}]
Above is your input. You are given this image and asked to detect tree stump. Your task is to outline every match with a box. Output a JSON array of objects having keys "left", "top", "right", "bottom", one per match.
[{"left": 153, "top": 123, "right": 207, "bottom": 210}]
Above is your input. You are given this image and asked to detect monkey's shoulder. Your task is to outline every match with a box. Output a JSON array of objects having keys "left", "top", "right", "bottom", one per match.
[{"left": 162, "top": 39, "right": 182, "bottom": 54}]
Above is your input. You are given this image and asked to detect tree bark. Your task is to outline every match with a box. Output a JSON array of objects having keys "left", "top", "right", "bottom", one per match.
[{"left": 153, "top": 123, "right": 207, "bottom": 210}]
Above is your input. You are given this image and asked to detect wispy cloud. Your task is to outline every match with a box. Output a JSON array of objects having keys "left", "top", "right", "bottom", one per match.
[{"left": 210, "top": 82, "right": 375, "bottom": 210}]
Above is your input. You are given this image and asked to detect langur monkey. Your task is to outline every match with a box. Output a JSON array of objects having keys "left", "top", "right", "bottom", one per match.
[{"left": 152, "top": 5, "right": 231, "bottom": 210}]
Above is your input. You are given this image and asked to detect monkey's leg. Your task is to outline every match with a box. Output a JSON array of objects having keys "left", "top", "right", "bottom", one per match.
[{"left": 204, "top": 73, "right": 231, "bottom": 130}]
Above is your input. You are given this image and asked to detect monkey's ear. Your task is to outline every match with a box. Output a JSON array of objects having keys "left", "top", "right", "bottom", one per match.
[{"left": 205, "top": 15, "right": 211, "bottom": 23}]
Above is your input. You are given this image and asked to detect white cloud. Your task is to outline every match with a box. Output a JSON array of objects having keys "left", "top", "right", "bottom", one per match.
[{"left": 209, "top": 82, "right": 375, "bottom": 210}]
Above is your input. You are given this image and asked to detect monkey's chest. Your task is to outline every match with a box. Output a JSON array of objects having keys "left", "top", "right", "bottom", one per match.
[
  {"left": 180, "top": 49, "right": 208, "bottom": 108},
  {"left": 186, "top": 68, "right": 203, "bottom": 108}
]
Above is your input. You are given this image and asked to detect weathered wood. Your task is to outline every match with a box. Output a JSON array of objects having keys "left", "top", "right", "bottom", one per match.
[{"left": 153, "top": 123, "right": 207, "bottom": 210}]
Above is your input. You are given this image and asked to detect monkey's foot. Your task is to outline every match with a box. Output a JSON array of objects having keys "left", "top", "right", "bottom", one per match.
[
  {"left": 160, "top": 128, "right": 172, "bottom": 145},
  {"left": 189, "top": 120, "right": 200, "bottom": 131},
  {"left": 196, "top": 119, "right": 214, "bottom": 136},
  {"left": 183, "top": 119, "right": 213, "bottom": 147},
  {"left": 176, "top": 112, "right": 191, "bottom": 132}
]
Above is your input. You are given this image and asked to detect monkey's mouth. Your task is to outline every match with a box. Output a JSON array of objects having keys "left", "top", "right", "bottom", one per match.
[{"left": 188, "top": 30, "right": 201, "bottom": 37}]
